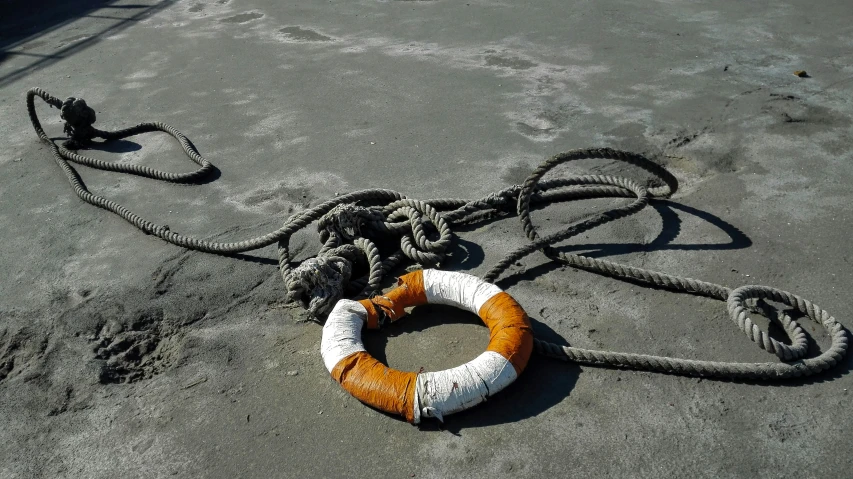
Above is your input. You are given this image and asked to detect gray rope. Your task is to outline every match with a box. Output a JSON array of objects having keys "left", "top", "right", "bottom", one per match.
[{"left": 26, "top": 88, "right": 848, "bottom": 380}]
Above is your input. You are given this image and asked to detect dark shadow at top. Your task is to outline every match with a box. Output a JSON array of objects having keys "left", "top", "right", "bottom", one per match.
[{"left": 0, "top": 0, "right": 176, "bottom": 88}]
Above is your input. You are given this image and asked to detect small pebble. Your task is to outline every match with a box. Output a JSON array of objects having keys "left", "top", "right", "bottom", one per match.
[{"left": 286, "top": 370, "right": 299, "bottom": 376}]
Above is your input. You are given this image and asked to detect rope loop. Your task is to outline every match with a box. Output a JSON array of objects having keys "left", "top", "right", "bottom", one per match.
[{"left": 25, "top": 87, "right": 848, "bottom": 380}]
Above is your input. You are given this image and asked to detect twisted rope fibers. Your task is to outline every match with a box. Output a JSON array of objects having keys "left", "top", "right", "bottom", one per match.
[{"left": 26, "top": 87, "right": 848, "bottom": 380}]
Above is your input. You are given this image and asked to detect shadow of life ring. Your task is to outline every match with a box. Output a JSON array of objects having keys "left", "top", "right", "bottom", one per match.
[{"left": 321, "top": 269, "right": 534, "bottom": 423}]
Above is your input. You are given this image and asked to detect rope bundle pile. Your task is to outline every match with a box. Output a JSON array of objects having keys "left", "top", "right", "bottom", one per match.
[{"left": 26, "top": 87, "right": 848, "bottom": 380}]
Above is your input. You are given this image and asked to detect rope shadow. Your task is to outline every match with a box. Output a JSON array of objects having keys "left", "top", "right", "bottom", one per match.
[
  {"left": 495, "top": 199, "right": 750, "bottom": 292},
  {"left": 47, "top": 135, "right": 223, "bottom": 186},
  {"left": 442, "top": 237, "right": 486, "bottom": 270},
  {"left": 83, "top": 138, "right": 141, "bottom": 154},
  {"left": 564, "top": 200, "right": 751, "bottom": 257}
]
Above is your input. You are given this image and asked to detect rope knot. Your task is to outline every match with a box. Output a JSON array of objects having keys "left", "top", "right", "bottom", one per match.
[
  {"left": 60, "top": 97, "right": 97, "bottom": 149},
  {"left": 317, "top": 204, "right": 384, "bottom": 243},
  {"left": 284, "top": 255, "right": 354, "bottom": 320}
]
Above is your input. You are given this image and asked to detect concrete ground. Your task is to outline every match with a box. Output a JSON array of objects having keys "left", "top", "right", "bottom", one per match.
[{"left": 1, "top": 0, "right": 852, "bottom": 477}]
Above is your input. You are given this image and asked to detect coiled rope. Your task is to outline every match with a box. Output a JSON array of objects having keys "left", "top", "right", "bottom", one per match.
[{"left": 26, "top": 87, "right": 847, "bottom": 380}]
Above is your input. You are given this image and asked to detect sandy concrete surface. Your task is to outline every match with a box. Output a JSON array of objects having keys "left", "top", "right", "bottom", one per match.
[{"left": 2, "top": 0, "right": 852, "bottom": 477}]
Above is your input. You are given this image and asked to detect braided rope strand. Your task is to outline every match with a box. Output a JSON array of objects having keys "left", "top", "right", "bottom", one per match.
[{"left": 25, "top": 88, "right": 848, "bottom": 381}]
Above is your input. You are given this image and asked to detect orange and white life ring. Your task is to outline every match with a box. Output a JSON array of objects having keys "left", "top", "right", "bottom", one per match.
[{"left": 320, "top": 269, "right": 533, "bottom": 423}]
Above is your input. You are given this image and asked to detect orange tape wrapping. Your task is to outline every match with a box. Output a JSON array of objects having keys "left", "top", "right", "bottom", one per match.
[
  {"left": 330, "top": 351, "right": 418, "bottom": 422},
  {"left": 479, "top": 292, "right": 534, "bottom": 374},
  {"left": 337, "top": 271, "right": 530, "bottom": 423},
  {"left": 358, "top": 270, "right": 428, "bottom": 329}
]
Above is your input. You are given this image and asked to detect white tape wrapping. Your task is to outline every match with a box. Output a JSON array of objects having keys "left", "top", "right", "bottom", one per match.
[
  {"left": 422, "top": 269, "right": 503, "bottom": 314},
  {"left": 321, "top": 300, "right": 367, "bottom": 372},
  {"left": 322, "top": 272, "right": 522, "bottom": 424},
  {"left": 414, "top": 351, "right": 517, "bottom": 423}
]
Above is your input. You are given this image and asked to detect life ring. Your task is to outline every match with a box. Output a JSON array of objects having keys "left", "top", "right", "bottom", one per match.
[{"left": 320, "top": 269, "right": 533, "bottom": 423}]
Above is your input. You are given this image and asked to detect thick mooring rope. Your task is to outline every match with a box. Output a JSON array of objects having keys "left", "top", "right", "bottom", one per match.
[{"left": 26, "top": 87, "right": 847, "bottom": 380}]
